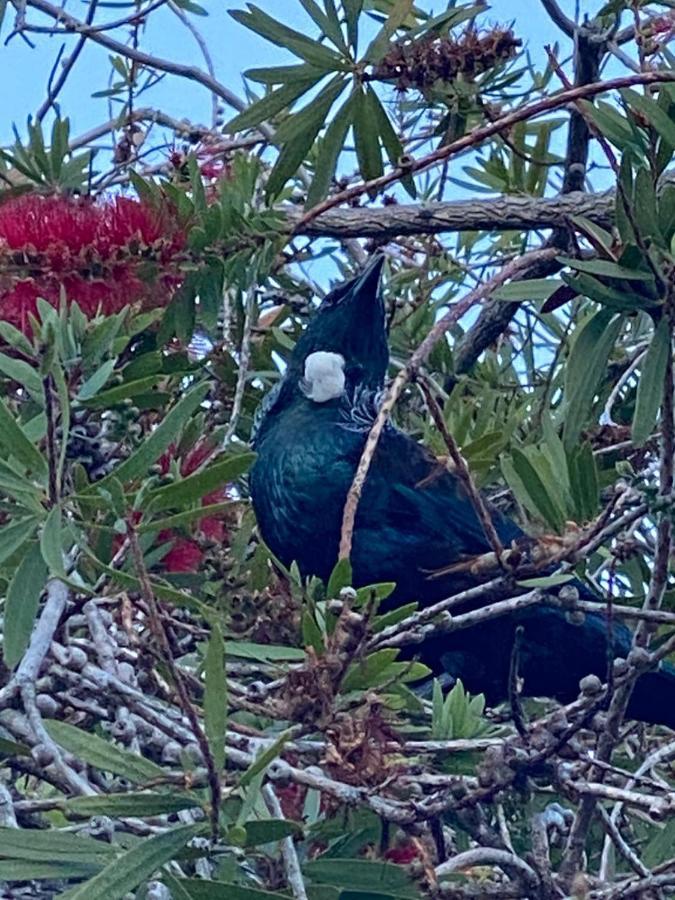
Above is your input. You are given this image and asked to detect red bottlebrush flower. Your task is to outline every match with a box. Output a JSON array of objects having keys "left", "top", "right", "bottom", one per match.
[
  {"left": 0, "top": 193, "right": 186, "bottom": 332},
  {"left": 384, "top": 840, "right": 422, "bottom": 865},
  {"left": 160, "top": 537, "right": 204, "bottom": 573},
  {"left": 154, "top": 439, "right": 231, "bottom": 574}
]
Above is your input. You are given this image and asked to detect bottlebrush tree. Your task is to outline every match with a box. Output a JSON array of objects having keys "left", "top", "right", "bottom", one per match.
[{"left": 2, "top": 2, "right": 675, "bottom": 899}]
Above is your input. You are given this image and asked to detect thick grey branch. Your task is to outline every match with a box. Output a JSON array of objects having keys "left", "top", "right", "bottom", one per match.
[{"left": 289, "top": 190, "right": 613, "bottom": 238}]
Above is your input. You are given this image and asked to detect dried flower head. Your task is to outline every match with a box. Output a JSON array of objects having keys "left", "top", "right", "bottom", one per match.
[{"left": 371, "top": 26, "right": 521, "bottom": 95}]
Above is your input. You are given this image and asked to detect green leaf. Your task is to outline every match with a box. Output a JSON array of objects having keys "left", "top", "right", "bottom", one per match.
[
  {"left": 0, "top": 321, "right": 34, "bottom": 356},
  {"left": 364, "top": 0, "right": 415, "bottom": 64},
  {"left": 568, "top": 442, "right": 599, "bottom": 523},
  {"left": 95, "top": 382, "right": 209, "bottom": 489},
  {"left": 0, "top": 736, "right": 30, "bottom": 759},
  {"left": 138, "top": 501, "right": 234, "bottom": 534},
  {"left": 0, "top": 352, "right": 42, "bottom": 398},
  {"left": 163, "top": 881, "right": 291, "bottom": 900},
  {"left": 557, "top": 256, "right": 653, "bottom": 282},
  {"left": 3, "top": 542, "right": 48, "bottom": 669},
  {"left": 633, "top": 166, "right": 662, "bottom": 245},
  {"left": 354, "top": 86, "right": 383, "bottom": 192},
  {"left": 0, "top": 826, "right": 115, "bottom": 862},
  {"left": 242, "top": 818, "right": 303, "bottom": 846},
  {"left": 204, "top": 623, "right": 227, "bottom": 772},
  {"left": 369, "top": 85, "right": 416, "bottom": 197},
  {"left": 306, "top": 88, "right": 356, "bottom": 208},
  {"left": 0, "top": 395, "right": 48, "bottom": 479},
  {"left": 226, "top": 76, "right": 322, "bottom": 134},
  {"left": 146, "top": 452, "right": 255, "bottom": 512},
  {"left": 298, "top": 0, "right": 348, "bottom": 53},
  {"left": 343, "top": 0, "right": 362, "bottom": 48},
  {"left": 632, "top": 317, "right": 671, "bottom": 446},
  {"left": 44, "top": 720, "right": 165, "bottom": 783},
  {"left": 0, "top": 860, "right": 101, "bottom": 881},
  {"left": 509, "top": 448, "right": 565, "bottom": 532},
  {"left": 65, "top": 792, "right": 201, "bottom": 818},
  {"left": 517, "top": 574, "right": 574, "bottom": 588},
  {"left": 622, "top": 87, "right": 675, "bottom": 149},
  {"left": 266, "top": 77, "right": 346, "bottom": 198},
  {"left": 303, "top": 858, "right": 420, "bottom": 898},
  {"left": 238, "top": 730, "right": 292, "bottom": 789},
  {"left": 226, "top": 641, "right": 305, "bottom": 662},
  {"left": 230, "top": 5, "right": 346, "bottom": 69},
  {"left": 562, "top": 310, "right": 623, "bottom": 451},
  {"left": 59, "top": 824, "right": 203, "bottom": 900},
  {"left": 492, "top": 279, "right": 564, "bottom": 302},
  {"left": 80, "top": 375, "right": 162, "bottom": 408},
  {"left": 40, "top": 504, "right": 66, "bottom": 577},
  {"left": 326, "top": 556, "right": 352, "bottom": 597},
  {"left": 245, "top": 62, "right": 325, "bottom": 84},
  {"left": 0, "top": 516, "right": 38, "bottom": 566},
  {"left": 77, "top": 359, "right": 116, "bottom": 401}
]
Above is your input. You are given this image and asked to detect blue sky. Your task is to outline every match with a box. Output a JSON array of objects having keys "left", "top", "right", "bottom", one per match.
[{"left": 2, "top": 1, "right": 572, "bottom": 148}]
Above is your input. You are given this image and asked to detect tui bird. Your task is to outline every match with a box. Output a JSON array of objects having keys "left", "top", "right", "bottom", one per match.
[{"left": 250, "top": 256, "right": 675, "bottom": 728}]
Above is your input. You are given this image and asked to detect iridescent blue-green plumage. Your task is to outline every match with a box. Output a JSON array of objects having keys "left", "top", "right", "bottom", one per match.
[{"left": 250, "top": 257, "right": 675, "bottom": 728}]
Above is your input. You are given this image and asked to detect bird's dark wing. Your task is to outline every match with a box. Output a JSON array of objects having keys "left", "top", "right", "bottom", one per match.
[{"left": 348, "top": 426, "right": 524, "bottom": 605}]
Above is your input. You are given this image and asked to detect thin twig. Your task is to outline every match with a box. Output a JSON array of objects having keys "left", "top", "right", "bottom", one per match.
[{"left": 338, "top": 246, "right": 557, "bottom": 561}]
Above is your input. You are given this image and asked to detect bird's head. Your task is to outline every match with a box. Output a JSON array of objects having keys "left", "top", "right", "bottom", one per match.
[
  {"left": 288, "top": 253, "right": 388, "bottom": 396},
  {"left": 252, "top": 256, "right": 388, "bottom": 441}
]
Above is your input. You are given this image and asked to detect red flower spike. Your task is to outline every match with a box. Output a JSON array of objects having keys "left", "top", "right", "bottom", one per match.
[{"left": 0, "top": 194, "right": 186, "bottom": 332}]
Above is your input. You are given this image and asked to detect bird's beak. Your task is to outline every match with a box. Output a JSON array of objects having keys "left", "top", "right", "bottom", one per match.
[{"left": 351, "top": 254, "right": 385, "bottom": 303}]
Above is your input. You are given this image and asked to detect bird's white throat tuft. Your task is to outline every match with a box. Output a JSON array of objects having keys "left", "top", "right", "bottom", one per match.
[{"left": 301, "top": 351, "right": 346, "bottom": 403}]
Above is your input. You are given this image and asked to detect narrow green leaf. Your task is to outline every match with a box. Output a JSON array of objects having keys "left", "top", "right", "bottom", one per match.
[
  {"left": 39, "top": 505, "right": 66, "bottom": 577},
  {"left": 242, "top": 818, "right": 303, "bottom": 846},
  {"left": 369, "top": 84, "right": 416, "bottom": 197},
  {"left": 226, "top": 76, "right": 321, "bottom": 134},
  {"left": 353, "top": 87, "right": 383, "bottom": 192},
  {"left": 623, "top": 87, "right": 675, "bottom": 149},
  {"left": 0, "top": 860, "right": 101, "bottom": 881},
  {"left": 65, "top": 792, "right": 201, "bottom": 818},
  {"left": 364, "top": 0, "right": 414, "bottom": 64},
  {"left": 0, "top": 516, "right": 38, "bottom": 566},
  {"left": 0, "top": 353, "right": 42, "bottom": 397},
  {"left": 298, "top": 0, "right": 348, "bottom": 53},
  {"left": 0, "top": 396, "right": 48, "bottom": 479},
  {"left": 3, "top": 542, "right": 48, "bottom": 669},
  {"left": 244, "top": 62, "right": 325, "bottom": 84},
  {"left": 44, "top": 720, "right": 165, "bottom": 783},
  {"left": 138, "top": 501, "right": 234, "bottom": 534},
  {"left": 510, "top": 448, "right": 565, "bottom": 532},
  {"left": 326, "top": 556, "right": 352, "bottom": 597},
  {"left": 568, "top": 443, "right": 599, "bottom": 522},
  {"left": 266, "top": 77, "right": 346, "bottom": 198},
  {"left": 303, "top": 858, "right": 419, "bottom": 896},
  {"left": 163, "top": 880, "right": 291, "bottom": 900},
  {"left": 306, "top": 89, "right": 356, "bottom": 208},
  {"left": 94, "top": 382, "right": 209, "bottom": 489},
  {"left": 632, "top": 317, "right": 671, "bottom": 446},
  {"left": 238, "top": 730, "right": 292, "bottom": 789},
  {"left": 492, "top": 279, "right": 563, "bottom": 302},
  {"left": 343, "top": 0, "right": 362, "bottom": 49},
  {"left": 230, "top": 5, "right": 346, "bottom": 69},
  {"left": 557, "top": 256, "right": 653, "bottom": 282},
  {"left": 0, "top": 321, "right": 34, "bottom": 356},
  {"left": 563, "top": 311, "right": 623, "bottom": 451},
  {"left": 59, "top": 824, "right": 203, "bottom": 900},
  {"left": 0, "top": 826, "right": 115, "bottom": 862},
  {"left": 146, "top": 452, "right": 255, "bottom": 512},
  {"left": 204, "top": 623, "right": 227, "bottom": 772},
  {"left": 77, "top": 359, "right": 116, "bottom": 401},
  {"left": 633, "top": 166, "right": 662, "bottom": 245}
]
